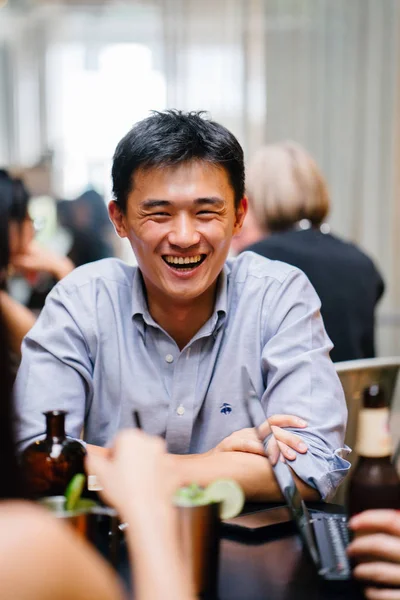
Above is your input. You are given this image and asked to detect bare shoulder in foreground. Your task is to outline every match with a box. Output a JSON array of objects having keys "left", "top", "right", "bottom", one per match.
[{"left": 0, "top": 500, "right": 125, "bottom": 600}]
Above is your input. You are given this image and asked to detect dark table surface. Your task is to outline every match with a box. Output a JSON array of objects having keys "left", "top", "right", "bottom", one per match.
[
  {"left": 116, "top": 502, "right": 365, "bottom": 600},
  {"left": 216, "top": 502, "right": 363, "bottom": 600}
]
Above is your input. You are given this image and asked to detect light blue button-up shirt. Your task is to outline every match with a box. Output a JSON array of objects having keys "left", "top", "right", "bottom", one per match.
[{"left": 14, "top": 251, "right": 350, "bottom": 499}]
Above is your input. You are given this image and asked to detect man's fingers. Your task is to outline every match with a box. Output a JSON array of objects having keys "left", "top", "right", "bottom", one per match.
[
  {"left": 234, "top": 439, "right": 265, "bottom": 455},
  {"left": 265, "top": 437, "right": 280, "bottom": 465},
  {"left": 349, "top": 511, "right": 400, "bottom": 537},
  {"left": 271, "top": 426, "right": 308, "bottom": 453},
  {"left": 277, "top": 441, "right": 297, "bottom": 461},
  {"left": 267, "top": 415, "right": 307, "bottom": 428},
  {"left": 364, "top": 587, "right": 400, "bottom": 600},
  {"left": 220, "top": 437, "right": 265, "bottom": 455},
  {"left": 348, "top": 534, "right": 400, "bottom": 563},
  {"left": 353, "top": 561, "right": 400, "bottom": 587}
]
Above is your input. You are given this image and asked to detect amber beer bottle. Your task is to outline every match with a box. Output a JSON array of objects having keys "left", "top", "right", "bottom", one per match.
[{"left": 347, "top": 384, "right": 400, "bottom": 517}]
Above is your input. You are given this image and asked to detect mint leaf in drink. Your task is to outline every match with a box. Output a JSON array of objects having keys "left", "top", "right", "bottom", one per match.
[
  {"left": 173, "top": 483, "right": 208, "bottom": 507},
  {"left": 173, "top": 479, "right": 244, "bottom": 517}
]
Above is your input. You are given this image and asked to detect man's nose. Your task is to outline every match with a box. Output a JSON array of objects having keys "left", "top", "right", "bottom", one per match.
[{"left": 168, "top": 213, "right": 201, "bottom": 248}]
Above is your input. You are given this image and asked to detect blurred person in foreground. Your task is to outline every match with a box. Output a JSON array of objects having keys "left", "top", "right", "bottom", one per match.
[
  {"left": 0, "top": 169, "right": 74, "bottom": 356},
  {"left": 0, "top": 299, "right": 193, "bottom": 598},
  {"left": 14, "top": 111, "right": 349, "bottom": 502},
  {"left": 232, "top": 142, "right": 384, "bottom": 363},
  {"left": 347, "top": 510, "right": 400, "bottom": 600}
]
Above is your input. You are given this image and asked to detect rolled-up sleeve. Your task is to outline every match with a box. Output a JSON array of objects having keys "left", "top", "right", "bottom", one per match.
[
  {"left": 14, "top": 284, "right": 94, "bottom": 448},
  {"left": 261, "top": 267, "right": 351, "bottom": 499}
]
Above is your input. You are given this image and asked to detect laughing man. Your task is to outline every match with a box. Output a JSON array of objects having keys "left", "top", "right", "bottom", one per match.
[{"left": 14, "top": 111, "right": 349, "bottom": 501}]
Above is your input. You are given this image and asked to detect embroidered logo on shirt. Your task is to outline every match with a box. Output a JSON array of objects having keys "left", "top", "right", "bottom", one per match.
[{"left": 220, "top": 403, "right": 232, "bottom": 415}]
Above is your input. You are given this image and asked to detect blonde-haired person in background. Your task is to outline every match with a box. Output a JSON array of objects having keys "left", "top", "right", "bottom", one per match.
[{"left": 231, "top": 142, "right": 384, "bottom": 363}]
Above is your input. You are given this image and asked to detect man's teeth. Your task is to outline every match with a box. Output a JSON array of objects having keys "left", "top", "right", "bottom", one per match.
[{"left": 164, "top": 255, "right": 202, "bottom": 265}]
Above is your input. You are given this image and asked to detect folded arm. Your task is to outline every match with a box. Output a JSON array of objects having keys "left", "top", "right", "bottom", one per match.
[
  {"left": 259, "top": 268, "right": 350, "bottom": 499},
  {"left": 169, "top": 450, "right": 320, "bottom": 502}
]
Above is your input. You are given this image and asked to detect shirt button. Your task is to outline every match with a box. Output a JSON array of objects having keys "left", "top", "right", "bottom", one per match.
[
  {"left": 165, "top": 354, "right": 174, "bottom": 363},
  {"left": 176, "top": 405, "right": 185, "bottom": 416}
]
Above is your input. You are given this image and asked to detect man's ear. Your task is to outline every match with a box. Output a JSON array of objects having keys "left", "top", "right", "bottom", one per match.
[
  {"left": 108, "top": 201, "right": 128, "bottom": 238},
  {"left": 233, "top": 196, "right": 248, "bottom": 234}
]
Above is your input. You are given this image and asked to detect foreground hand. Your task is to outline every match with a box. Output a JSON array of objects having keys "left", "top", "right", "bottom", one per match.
[
  {"left": 86, "top": 444, "right": 111, "bottom": 458},
  {"left": 85, "top": 430, "right": 179, "bottom": 520},
  {"left": 348, "top": 510, "right": 400, "bottom": 599},
  {"left": 213, "top": 414, "right": 308, "bottom": 461}
]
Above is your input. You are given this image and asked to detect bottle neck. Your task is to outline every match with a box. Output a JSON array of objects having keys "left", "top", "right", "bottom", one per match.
[
  {"left": 45, "top": 412, "right": 66, "bottom": 442},
  {"left": 356, "top": 407, "right": 393, "bottom": 458}
]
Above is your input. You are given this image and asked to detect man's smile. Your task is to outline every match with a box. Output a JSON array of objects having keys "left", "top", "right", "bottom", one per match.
[{"left": 162, "top": 253, "right": 207, "bottom": 271}]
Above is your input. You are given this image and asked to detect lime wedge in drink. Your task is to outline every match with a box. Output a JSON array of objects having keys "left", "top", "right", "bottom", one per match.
[
  {"left": 203, "top": 479, "right": 245, "bottom": 519},
  {"left": 65, "top": 473, "right": 86, "bottom": 511}
]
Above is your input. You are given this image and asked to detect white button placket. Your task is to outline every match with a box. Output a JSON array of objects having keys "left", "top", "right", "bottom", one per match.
[{"left": 165, "top": 343, "right": 199, "bottom": 454}]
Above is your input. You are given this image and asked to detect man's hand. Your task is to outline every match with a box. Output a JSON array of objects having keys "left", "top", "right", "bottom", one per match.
[
  {"left": 212, "top": 414, "right": 308, "bottom": 461},
  {"left": 348, "top": 510, "right": 400, "bottom": 599}
]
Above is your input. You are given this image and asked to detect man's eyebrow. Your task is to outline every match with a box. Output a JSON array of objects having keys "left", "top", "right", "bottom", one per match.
[
  {"left": 140, "top": 199, "right": 172, "bottom": 209},
  {"left": 194, "top": 197, "right": 225, "bottom": 208},
  {"left": 140, "top": 197, "right": 226, "bottom": 210}
]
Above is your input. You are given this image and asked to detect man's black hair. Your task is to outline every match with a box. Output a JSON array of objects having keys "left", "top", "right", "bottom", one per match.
[{"left": 112, "top": 110, "right": 245, "bottom": 211}]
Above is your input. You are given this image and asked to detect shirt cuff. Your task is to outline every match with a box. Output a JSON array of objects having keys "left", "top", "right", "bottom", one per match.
[{"left": 290, "top": 445, "right": 351, "bottom": 500}]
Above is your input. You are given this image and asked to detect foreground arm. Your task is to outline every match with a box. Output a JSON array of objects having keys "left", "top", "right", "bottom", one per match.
[
  {"left": 348, "top": 510, "right": 400, "bottom": 600},
  {"left": 0, "top": 501, "right": 124, "bottom": 600},
  {"left": 87, "top": 430, "right": 195, "bottom": 600}
]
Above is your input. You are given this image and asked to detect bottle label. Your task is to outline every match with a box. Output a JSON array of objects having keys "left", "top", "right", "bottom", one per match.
[{"left": 356, "top": 407, "right": 393, "bottom": 457}]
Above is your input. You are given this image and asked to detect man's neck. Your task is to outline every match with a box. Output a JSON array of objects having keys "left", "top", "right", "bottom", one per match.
[{"left": 147, "top": 285, "right": 218, "bottom": 351}]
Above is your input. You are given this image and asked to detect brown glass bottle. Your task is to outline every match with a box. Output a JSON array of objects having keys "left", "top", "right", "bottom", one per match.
[
  {"left": 347, "top": 384, "right": 400, "bottom": 517},
  {"left": 20, "top": 410, "right": 86, "bottom": 499}
]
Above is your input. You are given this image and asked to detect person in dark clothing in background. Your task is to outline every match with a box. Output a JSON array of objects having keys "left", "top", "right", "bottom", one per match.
[
  {"left": 58, "top": 189, "right": 115, "bottom": 268},
  {"left": 232, "top": 141, "right": 384, "bottom": 362}
]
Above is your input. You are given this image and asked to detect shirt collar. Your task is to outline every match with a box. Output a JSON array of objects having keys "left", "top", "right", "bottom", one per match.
[
  {"left": 213, "top": 264, "right": 228, "bottom": 325},
  {"left": 131, "top": 269, "right": 155, "bottom": 327},
  {"left": 131, "top": 264, "right": 229, "bottom": 334}
]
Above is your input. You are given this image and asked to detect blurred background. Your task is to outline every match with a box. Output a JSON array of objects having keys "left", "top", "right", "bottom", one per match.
[{"left": 0, "top": 0, "right": 399, "bottom": 356}]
